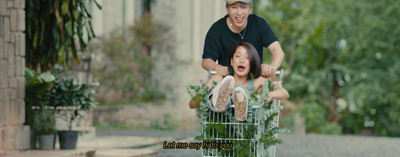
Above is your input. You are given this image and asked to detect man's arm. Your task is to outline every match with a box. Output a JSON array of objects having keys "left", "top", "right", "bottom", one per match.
[
  {"left": 261, "top": 41, "right": 285, "bottom": 78},
  {"left": 201, "top": 58, "right": 220, "bottom": 71},
  {"left": 268, "top": 41, "right": 285, "bottom": 69},
  {"left": 202, "top": 58, "right": 229, "bottom": 76}
]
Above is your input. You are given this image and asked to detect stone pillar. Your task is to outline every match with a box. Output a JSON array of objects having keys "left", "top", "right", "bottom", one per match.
[{"left": 0, "top": 0, "right": 29, "bottom": 155}]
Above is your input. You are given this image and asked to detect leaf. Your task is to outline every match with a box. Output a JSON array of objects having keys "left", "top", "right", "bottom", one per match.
[
  {"left": 92, "top": 0, "right": 102, "bottom": 9},
  {"left": 25, "top": 0, "right": 101, "bottom": 70},
  {"left": 61, "top": 1, "right": 69, "bottom": 16}
]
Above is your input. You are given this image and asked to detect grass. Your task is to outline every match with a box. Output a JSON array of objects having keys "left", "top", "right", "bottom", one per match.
[
  {"left": 94, "top": 113, "right": 178, "bottom": 131},
  {"left": 97, "top": 100, "right": 140, "bottom": 107},
  {"left": 94, "top": 121, "right": 178, "bottom": 131},
  {"left": 98, "top": 98, "right": 167, "bottom": 107},
  {"left": 94, "top": 122, "right": 135, "bottom": 130}
]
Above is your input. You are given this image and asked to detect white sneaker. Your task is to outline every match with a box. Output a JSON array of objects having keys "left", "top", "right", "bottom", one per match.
[
  {"left": 212, "top": 76, "right": 235, "bottom": 112},
  {"left": 232, "top": 87, "right": 248, "bottom": 121}
]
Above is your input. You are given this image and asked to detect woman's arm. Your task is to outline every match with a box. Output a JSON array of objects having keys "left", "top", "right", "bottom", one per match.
[
  {"left": 265, "top": 83, "right": 289, "bottom": 103},
  {"left": 188, "top": 74, "right": 224, "bottom": 109},
  {"left": 204, "top": 74, "right": 223, "bottom": 91},
  {"left": 254, "top": 77, "right": 289, "bottom": 104}
]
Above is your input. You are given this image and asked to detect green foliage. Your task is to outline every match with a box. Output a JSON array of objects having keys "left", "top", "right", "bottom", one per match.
[
  {"left": 96, "top": 34, "right": 145, "bottom": 99},
  {"left": 255, "top": 0, "right": 400, "bottom": 136},
  {"left": 33, "top": 108, "right": 56, "bottom": 135},
  {"left": 25, "top": 0, "right": 101, "bottom": 71},
  {"left": 97, "top": 100, "right": 137, "bottom": 107},
  {"left": 130, "top": 14, "right": 171, "bottom": 57},
  {"left": 46, "top": 78, "right": 97, "bottom": 109},
  {"left": 94, "top": 122, "right": 134, "bottom": 130},
  {"left": 92, "top": 14, "right": 171, "bottom": 102},
  {"left": 186, "top": 80, "right": 211, "bottom": 119},
  {"left": 45, "top": 68, "right": 97, "bottom": 130},
  {"left": 186, "top": 80, "right": 288, "bottom": 156},
  {"left": 148, "top": 114, "right": 179, "bottom": 131},
  {"left": 300, "top": 101, "right": 342, "bottom": 135},
  {"left": 138, "top": 83, "right": 166, "bottom": 102},
  {"left": 229, "top": 140, "right": 257, "bottom": 157},
  {"left": 25, "top": 68, "right": 56, "bottom": 105},
  {"left": 24, "top": 68, "right": 56, "bottom": 129}
]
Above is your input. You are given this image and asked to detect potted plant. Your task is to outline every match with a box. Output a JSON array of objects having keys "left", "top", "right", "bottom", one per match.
[
  {"left": 24, "top": 68, "right": 56, "bottom": 149},
  {"left": 33, "top": 106, "right": 56, "bottom": 150},
  {"left": 45, "top": 75, "right": 97, "bottom": 149}
]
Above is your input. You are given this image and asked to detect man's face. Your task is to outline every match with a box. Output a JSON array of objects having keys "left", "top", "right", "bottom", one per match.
[{"left": 226, "top": 2, "right": 251, "bottom": 28}]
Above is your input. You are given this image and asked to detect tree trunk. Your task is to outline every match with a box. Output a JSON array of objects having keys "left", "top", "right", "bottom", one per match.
[{"left": 329, "top": 79, "right": 340, "bottom": 123}]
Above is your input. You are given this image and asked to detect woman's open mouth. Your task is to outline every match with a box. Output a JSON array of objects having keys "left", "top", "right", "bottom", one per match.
[{"left": 237, "top": 65, "right": 246, "bottom": 72}]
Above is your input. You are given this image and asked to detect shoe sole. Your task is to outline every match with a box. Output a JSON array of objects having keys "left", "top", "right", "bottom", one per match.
[
  {"left": 232, "top": 87, "right": 248, "bottom": 121},
  {"left": 213, "top": 76, "right": 234, "bottom": 112}
]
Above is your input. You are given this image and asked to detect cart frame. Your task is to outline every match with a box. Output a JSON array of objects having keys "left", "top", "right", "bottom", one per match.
[{"left": 201, "top": 70, "right": 284, "bottom": 157}]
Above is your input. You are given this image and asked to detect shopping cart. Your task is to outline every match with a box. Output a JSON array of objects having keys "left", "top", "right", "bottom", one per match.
[{"left": 200, "top": 70, "right": 284, "bottom": 157}]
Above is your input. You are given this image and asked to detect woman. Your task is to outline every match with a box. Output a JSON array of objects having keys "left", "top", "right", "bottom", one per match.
[{"left": 191, "top": 42, "right": 289, "bottom": 121}]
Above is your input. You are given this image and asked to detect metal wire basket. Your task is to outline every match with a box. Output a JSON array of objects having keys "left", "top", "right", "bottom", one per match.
[{"left": 201, "top": 70, "right": 284, "bottom": 157}]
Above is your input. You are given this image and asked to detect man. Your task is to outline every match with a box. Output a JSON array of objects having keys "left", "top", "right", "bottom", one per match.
[{"left": 202, "top": 0, "right": 285, "bottom": 78}]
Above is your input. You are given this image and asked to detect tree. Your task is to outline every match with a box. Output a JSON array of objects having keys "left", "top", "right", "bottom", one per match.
[
  {"left": 255, "top": 0, "right": 400, "bottom": 136},
  {"left": 25, "top": 0, "right": 101, "bottom": 71}
]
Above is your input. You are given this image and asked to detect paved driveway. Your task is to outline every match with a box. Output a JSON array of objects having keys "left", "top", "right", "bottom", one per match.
[
  {"left": 97, "top": 130, "right": 400, "bottom": 157},
  {"left": 276, "top": 134, "right": 400, "bottom": 157}
]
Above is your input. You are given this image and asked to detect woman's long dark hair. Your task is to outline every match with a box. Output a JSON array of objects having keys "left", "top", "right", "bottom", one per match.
[{"left": 227, "top": 42, "right": 261, "bottom": 79}]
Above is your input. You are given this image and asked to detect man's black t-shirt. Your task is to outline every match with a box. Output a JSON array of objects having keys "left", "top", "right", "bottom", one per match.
[{"left": 202, "top": 14, "right": 278, "bottom": 66}]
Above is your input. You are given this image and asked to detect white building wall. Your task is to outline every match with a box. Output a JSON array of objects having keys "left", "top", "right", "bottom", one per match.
[
  {"left": 91, "top": 0, "right": 141, "bottom": 37},
  {"left": 0, "top": 0, "right": 30, "bottom": 154},
  {"left": 151, "top": 0, "right": 226, "bottom": 130},
  {"left": 89, "top": 0, "right": 226, "bottom": 130}
]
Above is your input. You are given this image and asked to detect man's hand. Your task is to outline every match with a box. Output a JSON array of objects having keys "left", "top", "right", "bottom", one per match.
[
  {"left": 202, "top": 59, "right": 229, "bottom": 76},
  {"left": 261, "top": 64, "right": 276, "bottom": 78},
  {"left": 215, "top": 66, "right": 229, "bottom": 76}
]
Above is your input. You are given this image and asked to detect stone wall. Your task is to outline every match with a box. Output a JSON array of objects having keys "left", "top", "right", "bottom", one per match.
[{"left": 0, "top": 0, "right": 29, "bottom": 155}]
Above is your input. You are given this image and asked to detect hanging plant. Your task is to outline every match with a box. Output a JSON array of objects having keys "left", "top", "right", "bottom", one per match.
[{"left": 25, "top": 0, "right": 102, "bottom": 71}]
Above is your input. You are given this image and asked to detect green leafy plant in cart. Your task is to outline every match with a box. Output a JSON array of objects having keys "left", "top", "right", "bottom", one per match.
[
  {"left": 186, "top": 80, "right": 213, "bottom": 119},
  {"left": 186, "top": 79, "right": 290, "bottom": 157}
]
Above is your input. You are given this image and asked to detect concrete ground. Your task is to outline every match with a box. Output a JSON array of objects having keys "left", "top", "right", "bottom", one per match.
[
  {"left": 3, "top": 129, "right": 400, "bottom": 157},
  {"left": 155, "top": 132, "right": 400, "bottom": 157}
]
